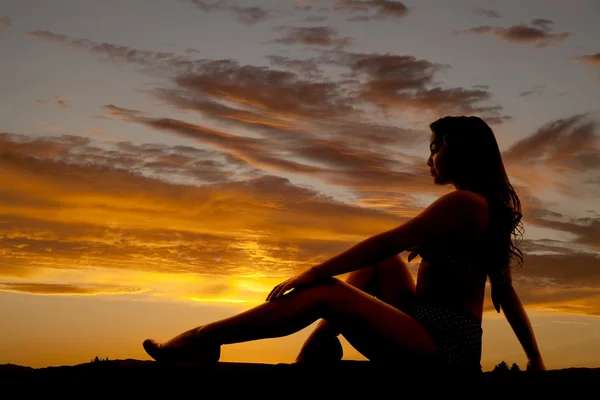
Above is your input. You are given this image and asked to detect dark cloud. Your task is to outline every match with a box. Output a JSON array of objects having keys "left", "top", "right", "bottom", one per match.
[
  {"left": 27, "top": 30, "right": 71, "bottom": 43},
  {"left": 0, "top": 16, "right": 11, "bottom": 26},
  {"left": 189, "top": 0, "right": 222, "bottom": 12},
  {"left": 571, "top": 53, "right": 600, "bottom": 79},
  {"left": 503, "top": 114, "right": 600, "bottom": 174},
  {"left": 27, "top": 30, "right": 508, "bottom": 123},
  {"left": 0, "top": 282, "right": 147, "bottom": 295},
  {"left": 171, "top": 61, "right": 359, "bottom": 120},
  {"left": 472, "top": 8, "right": 500, "bottom": 18},
  {"left": 572, "top": 53, "right": 600, "bottom": 66},
  {"left": 26, "top": 30, "right": 511, "bottom": 194},
  {"left": 34, "top": 96, "right": 69, "bottom": 109},
  {"left": 54, "top": 96, "right": 69, "bottom": 109},
  {"left": 103, "top": 104, "right": 143, "bottom": 118},
  {"left": 456, "top": 19, "right": 570, "bottom": 48},
  {"left": 516, "top": 193, "right": 600, "bottom": 252},
  {"left": 305, "top": 15, "right": 328, "bottom": 22},
  {"left": 188, "top": 0, "right": 271, "bottom": 24},
  {"left": 508, "top": 242, "right": 600, "bottom": 315},
  {"left": 333, "top": 0, "right": 410, "bottom": 21},
  {"left": 531, "top": 18, "right": 554, "bottom": 31},
  {"left": 320, "top": 50, "right": 509, "bottom": 122},
  {"left": 272, "top": 26, "right": 352, "bottom": 48},
  {"left": 519, "top": 85, "right": 545, "bottom": 98},
  {"left": 266, "top": 55, "right": 323, "bottom": 78},
  {"left": 0, "top": 131, "right": 240, "bottom": 186}
]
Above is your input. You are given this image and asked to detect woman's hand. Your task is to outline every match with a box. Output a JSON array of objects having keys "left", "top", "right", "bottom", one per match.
[{"left": 266, "top": 267, "right": 321, "bottom": 302}]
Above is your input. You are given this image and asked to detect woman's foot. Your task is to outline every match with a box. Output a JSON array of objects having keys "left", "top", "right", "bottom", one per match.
[
  {"left": 295, "top": 334, "right": 343, "bottom": 364},
  {"left": 142, "top": 336, "right": 221, "bottom": 365}
]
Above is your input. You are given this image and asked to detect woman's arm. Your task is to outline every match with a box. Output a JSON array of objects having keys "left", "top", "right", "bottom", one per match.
[
  {"left": 311, "top": 190, "right": 488, "bottom": 279},
  {"left": 499, "top": 284, "right": 546, "bottom": 370}
]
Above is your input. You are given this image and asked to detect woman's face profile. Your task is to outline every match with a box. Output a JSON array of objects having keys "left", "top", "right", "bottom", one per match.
[{"left": 427, "top": 132, "right": 451, "bottom": 185}]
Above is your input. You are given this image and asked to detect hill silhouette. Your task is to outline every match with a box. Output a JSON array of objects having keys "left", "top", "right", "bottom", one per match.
[{"left": 1, "top": 360, "right": 598, "bottom": 395}]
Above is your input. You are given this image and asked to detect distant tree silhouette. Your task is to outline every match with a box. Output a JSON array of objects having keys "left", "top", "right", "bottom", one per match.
[
  {"left": 91, "top": 356, "right": 109, "bottom": 363},
  {"left": 493, "top": 361, "right": 510, "bottom": 373},
  {"left": 510, "top": 363, "right": 521, "bottom": 372}
]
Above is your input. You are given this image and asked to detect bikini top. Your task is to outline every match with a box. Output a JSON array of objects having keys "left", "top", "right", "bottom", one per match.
[
  {"left": 408, "top": 239, "right": 511, "bottom": 313},
  {"left": 408, "top": 240, "right": 485, "bottom": 275}
]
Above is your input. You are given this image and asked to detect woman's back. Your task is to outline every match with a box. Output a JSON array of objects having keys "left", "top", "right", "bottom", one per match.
[{"left": 413, "top": 194, "right": 491, "bottom": 322}]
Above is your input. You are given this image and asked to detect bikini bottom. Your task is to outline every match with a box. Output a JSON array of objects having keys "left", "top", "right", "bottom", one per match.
[{"left": 411, "top": 302, "right": 483, "bottom": 373}]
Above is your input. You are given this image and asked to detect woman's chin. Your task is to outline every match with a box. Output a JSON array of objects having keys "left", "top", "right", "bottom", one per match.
[{"left": 432, "top": 176, "right": 449, "bottom": 185}]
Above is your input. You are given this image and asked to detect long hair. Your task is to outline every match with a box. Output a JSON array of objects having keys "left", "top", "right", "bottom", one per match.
[{"left": 429, "top": 116, "right": 523, "bottom": 312}]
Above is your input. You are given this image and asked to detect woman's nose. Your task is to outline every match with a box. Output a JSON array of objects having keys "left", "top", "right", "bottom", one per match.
[{"left": 427, "top": 157, "right": 433, "bottom": 167}]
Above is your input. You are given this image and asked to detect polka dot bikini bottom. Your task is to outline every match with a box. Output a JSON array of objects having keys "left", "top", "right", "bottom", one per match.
[{"left": 412, "top": 302, "right": 483, "bottom": 372}]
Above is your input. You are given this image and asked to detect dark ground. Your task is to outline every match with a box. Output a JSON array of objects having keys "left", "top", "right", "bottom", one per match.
[{"left": 1, "top": 360, "right": 598, "bottom": 396}]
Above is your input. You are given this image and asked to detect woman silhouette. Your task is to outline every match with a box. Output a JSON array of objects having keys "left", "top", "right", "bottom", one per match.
[{"left": 143, "top": 116, "right": 545, "bottom": 373}]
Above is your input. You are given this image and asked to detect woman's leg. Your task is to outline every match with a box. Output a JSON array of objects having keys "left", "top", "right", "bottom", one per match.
[
  {"left": 143, "top": 277, "right": 436, "bottom": 364},
  {"left": 296, "top": 255, "right": 416, "bottom": 362}
]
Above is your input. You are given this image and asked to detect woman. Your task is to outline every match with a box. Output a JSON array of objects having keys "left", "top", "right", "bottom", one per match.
[{"left": 143, "top": 116, "right": 545, "bottom": 373}]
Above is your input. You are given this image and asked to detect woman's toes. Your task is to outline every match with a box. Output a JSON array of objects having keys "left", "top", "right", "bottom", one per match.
[{"left": 143, "top": 339, "right": 162, "bottom": 361}]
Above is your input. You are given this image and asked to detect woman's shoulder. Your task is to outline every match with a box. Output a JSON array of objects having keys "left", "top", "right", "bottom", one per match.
[
  {"left": 437, "top": 190, "right": 490, "bottom": 232},
  {"left": 438, "top": 190, "right": 489, "bottom": 216}
]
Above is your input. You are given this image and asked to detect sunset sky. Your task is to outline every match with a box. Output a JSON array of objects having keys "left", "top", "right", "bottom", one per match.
[{"left": 1, "top": 0, "right": 599, "bottom": 371}]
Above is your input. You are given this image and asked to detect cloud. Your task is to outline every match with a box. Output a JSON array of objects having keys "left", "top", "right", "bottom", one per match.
[
  {"left": 34, "top": 96, "right": 70, "bottom": 109},
  {"left": 519, "top": 85, "right": 545, "bottom": 98},
  {"left": 505, "top": 242, "right": 600, "bottom": 315},
  {"left": 27, "top": 30, "right": 71, "bottom": 43},
  {"left": 266, "top": 55, "right": 323, "bottom": 78},
  {"left": 456, "top": 19, "right": 570, "bottom": 48},
  {"left": 27, "top": 29, "right": 510, "bottom": 124},
  {"left": 531, "top": 18, "right": 554, "bottom": 31},
  {"left": 103, "top": 104, "right": 143, "bottom": 118},
  {"left": 503, "top": 114, "right": 599, "bottom": 174},
  {"left": 3, "top": 129, "right": 599, "bottom": 312},
  {"left": 0, "top": 16, "right": 11, "bottom": 26},
  {"left": 54, "top": 96, "right": 69, "bottom": 109},
  {"left": 188, "top": 0, "right": 271, "bottom": 24},
  {"left": 472, "top": 8, "right": 500, "bottom": 18},
  {"left": 0, "top": 131, "right": 423, "bottom": 282},
  {"left": 571, "top": 53, "right": 600, "bottom": 80},
  {"left": 572, "top": 53, "right": 600, "bottom": 66},
  {"left": 0, "top": 282, "right": 148, "bottom": 296},
  {"left": 333, "top": 0, "right": 411, "bottom": 21},
  {"left": 320, "top": 50, "right": 510, "bottom": 122},
  {"left": 272, "top": 26, "right": 352, "bottom": 48}
]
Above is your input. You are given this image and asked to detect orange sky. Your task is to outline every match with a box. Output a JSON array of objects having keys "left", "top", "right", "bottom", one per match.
[{"left": 1, "top": 0, "right": 600, "bottom": 371}]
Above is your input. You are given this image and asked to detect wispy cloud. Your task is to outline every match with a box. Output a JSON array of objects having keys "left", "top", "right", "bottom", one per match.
[
  {"left": 272, "top": 26, "right": 352, "bottom": 48},
  {"left": 3, "top": 129, "right": 599, "bottom": 312},
  {"left": 472, "top": 8, "right": 500, "bottom": 18},
  {"left": 26, "top": 29, "right": 509, "bottom": 124},
  {"left": 572, "top": 53, "right": 600, "bottom": 66},
  {"left": 35, "top": 96, "right": 70, "bottom": 109},
  {"left": 519, "top": 85, "right": 545, "bottom": 98},
  {"left": 319, "top": 50, "right": 510, "bottom": 122},
  {"left": 188, "top": 0, "right": 272, "bottom": 24},
  {"left": 20, "top": 26, "right": 600, "bottom": 313},
  {"left": 0, "top": 131, "right": 419, "bottom": 280},
  {"left": 571, "top": 53, "right": 600, "bottom": 81},
  {"left": 503, "top": 114, "right": 599, "bottom": 174},
  {"left": 456, "top": 18, "right": 570, "bottom": 48},
  {"left": 333, "top": 0, "right": 411, "bottom": 21},
  {"left": 0, "top": 282, "right": 148, "bottom": 296}
]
